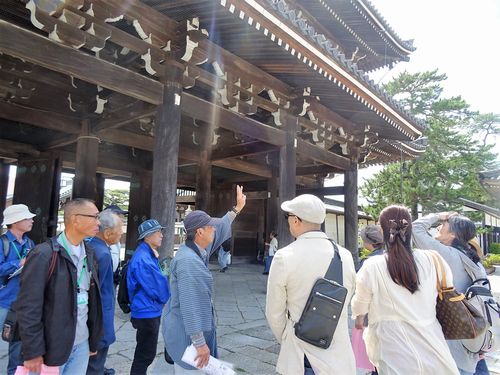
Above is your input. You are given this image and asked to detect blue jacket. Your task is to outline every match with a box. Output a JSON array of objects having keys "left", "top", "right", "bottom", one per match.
[
  {"left": 86, "top": 237, "right": 116, "bottom": 349},
  {"left": 0, "top": 231, "right": 35, "bottom": 308},
  {"left": 127, "top": 241, "right": 169, "bottom": 319}
]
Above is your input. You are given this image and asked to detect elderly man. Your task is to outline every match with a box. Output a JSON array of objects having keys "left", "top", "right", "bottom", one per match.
[
  {"left": 0, "top": 204, "right": 36, "bottom": 375},
  {"left": 86, "top": 210, "right": 123, "bottom": 375},
  {"left": 127, "top": 219, "right": 170, "bottom": 375},
  {"left": 104, "top": 204, "right": 128, "bottom": 274},
  {"left": 163, "top": 185, "right": 246, "bottom": 373},
  {"left": 412, "top": 212, "right": 487, "bottom": 375},
  {"left": 266, "top": 194, "right": 356, "bottom": 375},
  {"left": 16, "top": 198, "right": 103, "bottom": 374}
]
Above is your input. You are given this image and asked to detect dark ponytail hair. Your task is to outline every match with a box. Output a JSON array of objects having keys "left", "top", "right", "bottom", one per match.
[{"left": 379, "top": 205, "right": 420, "bottom": 294}]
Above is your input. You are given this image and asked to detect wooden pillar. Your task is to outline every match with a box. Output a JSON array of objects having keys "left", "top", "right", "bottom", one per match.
[
  {"left": 0, "top": 161, "right": 9, "bottom": 225},
  {"left": 95, "top": 173, "right": 105, "bottom": 210},
  {"left": 73, "top": 121, "right": 99, "bottom": 200},
  {"left": 266, "top": 156, "right": 279, "bottom": 243},
  {"left": 344, "top": 162, "right": 359, "bottom": 265},
  {"left": 13, "top": 152, "right": 61, "bottom": 243},
  {"left": 151, "top": 65, "right": 183, "bottom": 259},
  {"left": 126, "top": 171, "right": 152, "bottom": 257},
  {"left": 277, "top": 114, "right": 297, "bottom": 247},
  {"left": 195, "top": 124, "right": 213, "bottom": 211}
]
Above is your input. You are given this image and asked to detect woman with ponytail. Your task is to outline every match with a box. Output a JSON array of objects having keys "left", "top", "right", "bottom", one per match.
[
  {"left": 413, "top": 212, "right": 487, "bottom": 375},
  {"left": 351, "top": 205, "right": 459, "bottom": 375}
]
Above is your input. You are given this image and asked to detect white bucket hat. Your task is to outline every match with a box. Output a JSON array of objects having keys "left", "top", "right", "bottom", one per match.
[{"left": 2, "top": 204, "right": 36, "bottom": 226}]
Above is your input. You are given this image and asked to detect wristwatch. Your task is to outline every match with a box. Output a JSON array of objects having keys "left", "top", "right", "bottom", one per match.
[{"left": 231, "top": 207, "right": 240, "bottom": 215}]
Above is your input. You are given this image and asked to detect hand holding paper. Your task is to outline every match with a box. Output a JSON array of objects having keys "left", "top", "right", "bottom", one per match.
[{"left": 181, "top": 345, "right": 236, "bottom": 375}]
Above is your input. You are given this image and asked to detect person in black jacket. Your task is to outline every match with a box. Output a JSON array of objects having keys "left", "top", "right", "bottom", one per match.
[{"left": 16, "top": 198, "right": 103, "bottom": 374}]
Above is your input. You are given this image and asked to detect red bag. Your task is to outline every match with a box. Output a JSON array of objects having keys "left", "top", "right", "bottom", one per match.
[{"left": 351, "top": 327, "right": 375, "bottom": 371}]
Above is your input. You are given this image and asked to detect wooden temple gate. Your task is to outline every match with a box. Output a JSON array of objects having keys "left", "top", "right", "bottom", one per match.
[{"left": 0, "top": 0, "right": 426, "bottom": 262}]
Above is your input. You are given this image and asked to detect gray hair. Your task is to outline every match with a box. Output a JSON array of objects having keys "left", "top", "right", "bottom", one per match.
[
  {"left": 360, "top": 224, "right": 384, "bottom": 246},
  {"left": 98, "top": 209, "right": 121, "bottom": 232}
]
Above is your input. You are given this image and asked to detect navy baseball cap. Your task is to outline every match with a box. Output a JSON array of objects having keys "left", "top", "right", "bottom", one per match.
[
  {"left": 138, "top": 219, "right": 165, "bottom": 240},
  {"left": 183, "top": 210, "right": 221, "bottom": 232},
  {"left": 104, "top": 204, "right": 128, "bottom": 216}
]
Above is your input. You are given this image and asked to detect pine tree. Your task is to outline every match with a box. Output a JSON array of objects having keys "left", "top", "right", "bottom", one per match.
[{"left": 361, "top": 70, "right": 499, "bottom": 220}]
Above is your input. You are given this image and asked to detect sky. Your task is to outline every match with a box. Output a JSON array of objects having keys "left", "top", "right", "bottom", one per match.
[
  {"left": 369, "top": 0, "right": 500, "bottom": 114},
  {"left": 328, "top": 0, "right": 500, "bottom": 198}
]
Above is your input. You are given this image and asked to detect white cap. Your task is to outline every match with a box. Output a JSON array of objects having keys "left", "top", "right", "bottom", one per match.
[
  {"left": 281, "top": 194, "right": 326, "bottom": 224},
  {"left": 2, "top": 204, "right": 36, "bottom": 226}
]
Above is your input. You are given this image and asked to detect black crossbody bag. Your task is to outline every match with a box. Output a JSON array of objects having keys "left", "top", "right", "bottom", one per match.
[{"left": 294, "top": 240, "right": 347, "bottom": 349}]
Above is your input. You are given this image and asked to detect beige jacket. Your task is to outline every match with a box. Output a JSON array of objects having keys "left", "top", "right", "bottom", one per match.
[{"left": 265, "top": 231, "right": 356, "bottom": 375}]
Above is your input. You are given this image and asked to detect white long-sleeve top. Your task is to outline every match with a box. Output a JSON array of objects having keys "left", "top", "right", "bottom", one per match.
[{"left": 351, "top": 250, "right": 459, "bottom": 375}]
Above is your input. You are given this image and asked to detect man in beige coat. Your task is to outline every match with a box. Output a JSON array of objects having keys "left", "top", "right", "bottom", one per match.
[{"left": 265, "top": 194, "right": 356, "bottom": 375}]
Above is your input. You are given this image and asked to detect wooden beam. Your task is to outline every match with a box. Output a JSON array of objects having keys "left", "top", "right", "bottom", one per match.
[
  {"left": 296, "top": 139, "right": 351, "bottom": 170},
  {"left": 297, "top": 186, "right": 344, "bottom": 196},
  {"left": 181, "top": 93, "right": 286, "bottom": 146},
  {"left": 98, "top": 129, "right": 153, "bottom": 151},
  {"left": 211, "top": 141, "right": 278, "bottom": 161},
  {"left": 296, "top": 165, "right": 341, "bottom": 176},
  {"left": 92, "top": 102, "right": 156, "bottom": 132},
  {"left": 41, "top": 135, "right": 79, "bottom": 150},
  {"left": 0, "top": 139, "right": 40, "bottom": 157},
  {"left": 212, "top": 158, "right": 272, "bottom": 178},
  {"left": 0, "top": 20, "right": 163, "bottom": 105},
  {"left": 60, "top": 150, "right": 147, "bottom": 177},
  {"left": 0, "top": 101, "right": 81, "bottom": 133}
]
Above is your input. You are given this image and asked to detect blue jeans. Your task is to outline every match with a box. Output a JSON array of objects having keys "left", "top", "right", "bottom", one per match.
[
  {"left": 59, "top": 340, "right": 90, "bottom": 375},
  {"left": 0, "top": 306, "right": 23, "bottom": 375},
  {"left": 264, "top": 256, "right": 274, "bottom": 273}
]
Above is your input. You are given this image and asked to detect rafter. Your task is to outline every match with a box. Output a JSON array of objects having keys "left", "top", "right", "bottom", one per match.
[
  {"left": 0, "top": 20, "right": 163, "bottom": 105},
  {"left": 211, "top": 141, "right": 278, "bottom": 161}
]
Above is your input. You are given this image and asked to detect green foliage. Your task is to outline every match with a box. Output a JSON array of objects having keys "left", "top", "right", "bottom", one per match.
[
  {"left": 489, "top": 243, "right": 500, "bottom": 255},
  {"left": 361, "top": 70, "right": 499, "bottom": 220},
  {"left": 482, "top": 254, "right": 500, "bottom": 268},
  {"left": 103, "top": 189, "right": 129, "bottom": 211},
  {"left": 359, "top": 247, "right": 373, "bottom": 260}
]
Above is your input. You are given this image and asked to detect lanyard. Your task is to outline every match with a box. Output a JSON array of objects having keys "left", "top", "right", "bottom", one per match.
[
  {"left": 10, "top": 241, "right": 28, "bottom": 260},
  {"left": 60, "top": 234, "right": 87, "bottom": 288}
]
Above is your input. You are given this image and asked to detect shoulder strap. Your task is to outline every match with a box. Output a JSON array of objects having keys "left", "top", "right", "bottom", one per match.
[
  {"left": 1, "top": 234, "right": 9, "bottom": 258},
  {"left": 48, "top": 249, "right": 58, "bottom": 280},
  {"left": 429, "top": 251, "right": 447, "bottom": 293},
  {"left": 324, "top": 239, "right": 343, "bottom": 285},
  {"left": 455, "top": 248, "right": 485, "bottom": 282}
]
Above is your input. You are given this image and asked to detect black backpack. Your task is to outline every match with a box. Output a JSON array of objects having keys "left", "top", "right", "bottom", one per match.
[
  {"left": 117, "top": 261, "right": 131, "bottom": 314},
  {"left": 1, "top": 234, "right": 10, "bottom": 258}
]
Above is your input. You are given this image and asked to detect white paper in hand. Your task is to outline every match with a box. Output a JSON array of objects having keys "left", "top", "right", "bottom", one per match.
[{"left": 181, "top": 345, "right": 236, "bottom": 375}]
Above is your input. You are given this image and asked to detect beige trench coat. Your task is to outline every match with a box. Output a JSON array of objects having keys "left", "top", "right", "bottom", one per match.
[{"left": 265, "top": 231, "right": 356, "bottom": 375}]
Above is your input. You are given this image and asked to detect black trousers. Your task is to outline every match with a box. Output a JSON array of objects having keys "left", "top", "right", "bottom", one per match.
[
  {"left": 86, "top": 346, "right": 109, "bottom": 375},
  {"left": 130, "top": 316, "right": 161, "bottom": 375}
]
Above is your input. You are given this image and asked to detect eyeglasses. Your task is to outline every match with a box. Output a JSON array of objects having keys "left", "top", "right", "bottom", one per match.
[
  {"left": 284, "top": 213, "right": 301, "bottom": 221},
  {"left": 75, "top": 213, "right": 100, "bottom": 220}
]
